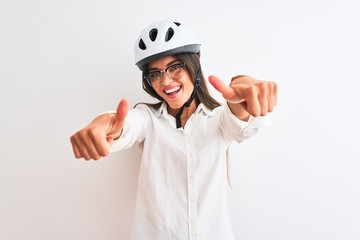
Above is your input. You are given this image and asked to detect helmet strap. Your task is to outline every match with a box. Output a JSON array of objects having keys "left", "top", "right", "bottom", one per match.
[{"left": 175, "top": 67, "right": 201, "bottom": 129}]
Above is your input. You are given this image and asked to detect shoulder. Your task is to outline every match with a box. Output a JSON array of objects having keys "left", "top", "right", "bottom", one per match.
[
  {"left": 197, "top": 103, "right": 224, "bottom": 117},
  {"left": 134, "top": 102, "right": 164, "bottom": 117}
]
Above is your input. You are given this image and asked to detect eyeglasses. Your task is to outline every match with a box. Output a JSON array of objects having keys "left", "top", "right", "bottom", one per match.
[{"left": 145, "top": 62, "right": 186, "bottom": 86}]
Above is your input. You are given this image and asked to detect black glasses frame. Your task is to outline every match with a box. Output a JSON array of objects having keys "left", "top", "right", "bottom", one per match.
[{"left": 145, "top": 62, "right": 186, "bottom": 86}]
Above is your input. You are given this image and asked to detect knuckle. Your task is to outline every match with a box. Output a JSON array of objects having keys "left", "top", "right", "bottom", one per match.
[
  {"left": 231, "top": 75, "right": 246, "bottom": 82},
  {"left": 258, "top": 82, "right": 268, "bottom": 92},
  {"left": 99, "top": 147, "right": 110, "bottom": 157},
  {"left": 86, "top": 127, "right": 97, "bottom": 138},
  {"left": 90, "top": 151, "right": 100, "bottom": 160},
  {"left": 247, "top": 84, "right": 256, "bottom": 92},
  {"left": 250, "top": 109, "right": 261, "bottom": 117},
  {"left": 78, "top": 130, "right": 88, "bottom": 140},
  {"left": 243, "top": 85, "right": 257, "bottom": 96},
  {"left": 73, "top": 131, "right": 83, "bottom": 140},
  {"left": 271, "top": 82, "right": 278, "bottom": 92},
  {"left": 70, "top": 135, "right": 76, "bottom": 144},
  {"left": 88, "top": 126, "right": 104, "bottom": 140},
  {"left": 260, "top": 110, "right": 267, "bottom": 116}
]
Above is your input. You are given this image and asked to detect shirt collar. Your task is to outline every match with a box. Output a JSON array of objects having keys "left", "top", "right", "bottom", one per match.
[{"left": 154, "top": 101, "right": 216, "bottom": 118}]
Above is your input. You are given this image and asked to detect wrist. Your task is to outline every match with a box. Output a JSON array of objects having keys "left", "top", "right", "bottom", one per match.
[{"left": 227, "top": 102, "right": 250, "bottom": 122}]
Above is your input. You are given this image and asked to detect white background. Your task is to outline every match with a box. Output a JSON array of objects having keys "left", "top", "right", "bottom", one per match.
[{"left": 1, "top": 0, "right": 359, "bottom": 239}]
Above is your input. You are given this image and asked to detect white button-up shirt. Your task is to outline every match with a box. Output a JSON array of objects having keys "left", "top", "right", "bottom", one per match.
[{"left": 111, "top": 102, "right": 263, "bottom": 240}]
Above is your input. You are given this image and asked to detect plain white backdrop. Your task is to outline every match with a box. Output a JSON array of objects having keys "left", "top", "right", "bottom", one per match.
[{"left": 1, "top": 0, "right": 359, "bottom": 239}]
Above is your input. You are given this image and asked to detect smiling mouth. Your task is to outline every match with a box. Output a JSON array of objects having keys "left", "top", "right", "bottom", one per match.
[{"left": 164, "top": 86, "right": 181, "bottom": 96}]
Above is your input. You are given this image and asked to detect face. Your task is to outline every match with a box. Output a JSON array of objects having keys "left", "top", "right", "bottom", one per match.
[{"left": 147, "top": 55, "right": 194, "bottom": 111}]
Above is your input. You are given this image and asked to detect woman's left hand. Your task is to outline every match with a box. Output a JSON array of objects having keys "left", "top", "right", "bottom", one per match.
[{"left": 208, "top": 75, "right": 277, "bottom": 117}]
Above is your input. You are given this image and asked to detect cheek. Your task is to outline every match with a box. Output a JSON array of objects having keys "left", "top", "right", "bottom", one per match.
[
  {"left": 181, "top": 72, "right": 193, "bottom": 87},
  {"left": 183, "top": 78, "right": 195, "bottom": 92},
  {"left": 152, "top": 86, "right": 164, "bottom": 96}
]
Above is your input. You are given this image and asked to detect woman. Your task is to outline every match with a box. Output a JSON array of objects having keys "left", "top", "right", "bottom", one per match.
[{"left": 70, "top": 20, "right": 277, "bottom": 240}]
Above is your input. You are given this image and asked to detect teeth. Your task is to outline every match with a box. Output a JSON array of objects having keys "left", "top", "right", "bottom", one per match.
[{"left": 165, "top": 86, "right": 180, "bottom": 94}]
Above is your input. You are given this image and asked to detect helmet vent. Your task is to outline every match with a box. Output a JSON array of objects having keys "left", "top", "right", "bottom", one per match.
[
  {"left": 165, "top": 28, "right": 174, "bottom": 42},
  {"left": 138, "top": 39, "right": 146, "bottom": 50},
  {"left": 149, "top": 28, "right": 158, "bottom": 42},
  {"left": 174, "top": 22, "right": 181, "bottom": 26}
]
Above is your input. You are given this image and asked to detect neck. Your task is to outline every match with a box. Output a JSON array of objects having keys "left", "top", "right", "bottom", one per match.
[{"left": 168, "top": 100, "right": 197, "bottom": 127}]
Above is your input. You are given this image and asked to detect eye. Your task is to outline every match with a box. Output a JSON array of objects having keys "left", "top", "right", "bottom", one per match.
[
  {"left": 149, "top": 71, "right": 160, "bottom": 79},
  {"left": 168, "top": 64, "right": 181, "bottom": 73}
]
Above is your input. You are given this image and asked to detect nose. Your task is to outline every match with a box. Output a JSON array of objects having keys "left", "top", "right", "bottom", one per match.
[{"left": 159, "top": 71, "right": 173, "bottom": 85}]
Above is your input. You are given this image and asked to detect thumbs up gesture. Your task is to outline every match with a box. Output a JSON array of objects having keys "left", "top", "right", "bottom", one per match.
[
  {"left": 70, "top": 99, "right": 129, "bottom": 160},
  {"left": 209, "top": 75, "right": 277, "bottom": 119}
]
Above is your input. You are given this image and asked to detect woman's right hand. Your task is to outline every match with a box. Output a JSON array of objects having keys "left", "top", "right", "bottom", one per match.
[{"left": 70, "top": 99, "right": 129, "bottom": 160}]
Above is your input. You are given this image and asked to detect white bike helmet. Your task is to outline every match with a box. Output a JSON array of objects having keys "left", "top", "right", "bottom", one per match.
[{"left": 134, "top": 20, "right": 201, "bottom": 71}]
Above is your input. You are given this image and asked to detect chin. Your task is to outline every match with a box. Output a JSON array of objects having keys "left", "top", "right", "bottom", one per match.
[{"left": 167, "top": 102, "right": 184, "bottom": 110}]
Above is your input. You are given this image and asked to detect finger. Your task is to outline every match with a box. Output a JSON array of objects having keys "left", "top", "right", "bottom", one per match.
[
  {"left": 208, "top": 75, "right": 237, "bottom": 101},
  {"left": 258, "top": 91, "right": 269, "bottom": 116},
  {"left": 85, "top": 131, "right": 103, "bottom": 160},
  {"left": 245, "top": 92, "right": 262, "bottom": 117},
  {"left": 80, "top": 132, "right": 102, "bottom": 160},
  {"left": 267, "top": 93, "right": 274, "bottom": 113},
  {"left": 74, "top": 134, "right": 92, "bottom": 160},
  {"left": 90, "top": 129, "right": 111, "bottom": 157},
  {"left": 267, "top": 83, "right": 276, "bottom": 112},
  {"left": 114, "top": 98, "right": 129, "bottom": 125},
  {"left": 258, "top": 82, "right": 270, "bottom": 116},
  {"left": 108, "top": 99, "right": 129, "bottom": 139},
  {"left": 273, "top": 82, "right": 278, "bottom": 106},
  {"left": 70, "top": 135, "right": 82, "bottom": 158}
]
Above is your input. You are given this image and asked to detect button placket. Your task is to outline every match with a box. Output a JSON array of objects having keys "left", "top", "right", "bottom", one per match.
[{"left": 184, "top": 133, "right": 197, "bottom": 240}]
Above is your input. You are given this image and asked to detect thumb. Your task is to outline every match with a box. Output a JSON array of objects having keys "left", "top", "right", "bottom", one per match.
[
  {"left": 114, "top": 98, "right": 129, "bottom": 125},
  {"left": 107, "top": 98, "right": 128, "bottom": 140},
  {"left": 208, "top": 75, "right": 237, "bottom": 101}
]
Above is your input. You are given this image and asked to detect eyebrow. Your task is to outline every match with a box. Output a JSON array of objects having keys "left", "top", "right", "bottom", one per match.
[{"left": 148, "top": 59, "right": 181, "bottom": 72}]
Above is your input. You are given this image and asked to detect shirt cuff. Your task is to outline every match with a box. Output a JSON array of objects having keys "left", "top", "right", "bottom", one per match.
[
  {"left": 109, "top": 117, "right": 132, "bottom": 153},
  {"left": 223, "top": 103, "right": 269, "bottom": 142}
]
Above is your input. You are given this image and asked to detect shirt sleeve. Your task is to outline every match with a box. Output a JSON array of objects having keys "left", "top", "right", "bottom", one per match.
[
  {"left": 219, "top": 103, "right": 269, "bottom": 144},
  {"left": 110, "top": 106, "right": 149, "bottom": 153}
]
